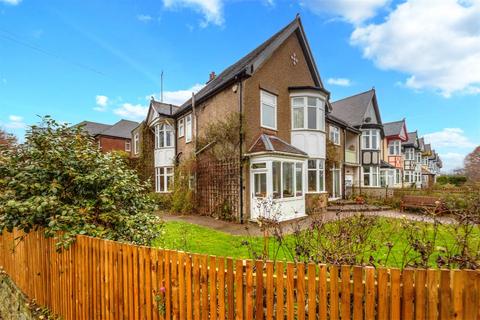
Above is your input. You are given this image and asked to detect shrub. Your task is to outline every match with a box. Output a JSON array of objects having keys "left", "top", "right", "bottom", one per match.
[{"left": 0, "top": 117, "right": 162, "bottom": 249}]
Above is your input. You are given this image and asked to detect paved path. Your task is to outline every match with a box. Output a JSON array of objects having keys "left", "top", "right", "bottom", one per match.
[{"left": 161, "top": 210, "right": 455, "bottom": 236}]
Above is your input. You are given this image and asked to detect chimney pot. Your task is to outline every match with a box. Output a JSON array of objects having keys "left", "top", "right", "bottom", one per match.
[{"left": 209, "top": 71, "right": 216, "bottom": 81}]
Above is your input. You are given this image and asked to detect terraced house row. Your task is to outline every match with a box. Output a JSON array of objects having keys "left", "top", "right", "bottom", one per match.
[{"left": 77, "top": 16, "right": 442, "bottom": 222}]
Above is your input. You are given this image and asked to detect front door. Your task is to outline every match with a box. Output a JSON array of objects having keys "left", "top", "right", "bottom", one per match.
[{"left": 332, "top": 167, "right": 341, "bottom": 199}]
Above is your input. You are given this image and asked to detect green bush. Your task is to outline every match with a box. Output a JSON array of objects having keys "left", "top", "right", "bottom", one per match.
[
  {"left": 0, "top": 117, "right": 162, "bottom": 249},
  {"left": 436, "top": 175, "right": 467, "bottom": 186},
  {"left": 149, "top": 192, "right": 173, "bottom": 211}
]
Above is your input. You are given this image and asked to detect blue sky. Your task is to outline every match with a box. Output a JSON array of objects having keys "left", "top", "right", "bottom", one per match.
[{"left": 0, "top": 0, "right": 479, "bottom": 171}]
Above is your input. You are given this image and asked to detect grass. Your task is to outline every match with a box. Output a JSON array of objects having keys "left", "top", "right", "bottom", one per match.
[{"left": 152, "top": 217, "right": 479, "bottom": 269}]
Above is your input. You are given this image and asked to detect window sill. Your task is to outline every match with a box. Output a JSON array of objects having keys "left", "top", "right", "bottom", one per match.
[
  {"left": 292, "top": 128, "right": 326, "bottom": 133},
  {"left": 261, "top": 125, "right": 277, "bottom": 131}
]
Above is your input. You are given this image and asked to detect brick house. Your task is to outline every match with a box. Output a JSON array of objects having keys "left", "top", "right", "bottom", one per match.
[
  {"left": 330, "top": 89, "right": 387, "bottom": 191},
  {"left": 382, "top": 119, "right": 408, "bottom": 188},
  {"left": 75, "top": 119, "right": 139, "bottom": 153},
  {"left": 134, "top": 16, "right": 336, "bottom": 222},
  {"left": 325, "top": 114, "right": 361, "bottom": 200}
]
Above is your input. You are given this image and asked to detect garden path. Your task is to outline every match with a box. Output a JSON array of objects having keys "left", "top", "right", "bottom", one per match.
[{"left": 161, "top": 210, "right": 455, "bottom": 236}]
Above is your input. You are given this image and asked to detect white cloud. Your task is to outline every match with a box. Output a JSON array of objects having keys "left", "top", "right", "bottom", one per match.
[
  {"left": 94, "top": 95, "right": 109, "bottom": 112},
  {"left": 423, "top": 128, "right": 475, "bottom": 149},
  {"left": 4, "top": 115, "right": 25, "bottom": 129},
  {"left": 0, "top": 0, "right": 21, "bottom": 5},
  {"left": 136, "top": 14, "right": 153, "bottom": 22},
  {"left": 350, "top": 0, "right": 480, "bottom": 97},
  {"left": 163, "top": 0, "right": 224, "bottom": 26},
  {"left": 327, "top": 77, "right": 351, "bottom": 86},
  {"left": 113, "top": 103, "right": 148, "bottom": 121},
  {"left": 301, "top": 0, "right": 390, "bottom": 24},
  {"left": 148, "top": 83, "right": 205, "bottom": 106},
  {"left": 439, "top": 152, "right": 466, "bottom": 173}
]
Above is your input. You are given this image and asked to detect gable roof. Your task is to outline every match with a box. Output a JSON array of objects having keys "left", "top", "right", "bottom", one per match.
[
  {"left": 176, "top": 15, "right": 324, "bottom": 115},
  {"left": 100, "top": 120, "right": 139, "bottom": 139},
  {"left": 248, "top": 134, "right": 307, "bottom": 157},
  {"left": 330, "top": 89, "right": 382, "bottom": 127},
  {"left": 424, "top": 143, "right": 432, "bottom": 153},
  {"left": 75, "top": 119, "right": 139, "bottom": 139},
  {"left": 326, "top": 113, "right": 361, "bottom": 133},
  {"left": 74, "top": 121, "right": 111, "bottom": 136},
  {"left": 383, "top": 119, "right": 405, "bottom": 138},
  {"left": 402, "top": 131, "right": 418, "bottom": 147}
]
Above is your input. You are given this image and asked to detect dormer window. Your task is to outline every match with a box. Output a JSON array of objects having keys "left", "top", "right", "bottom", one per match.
[
  {"left": 155, "top": 123, "right": 174, "bottom": 149},
  {"left": 291, "top": 96, "right": 325, "bottom": 131}
]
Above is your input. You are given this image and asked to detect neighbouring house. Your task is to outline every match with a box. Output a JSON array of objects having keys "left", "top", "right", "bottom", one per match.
[
  {"left": 382, "top": 119, "right": 408, "bottom": 188},
  {"left": 74, "top": 119, "right": 139, "bottom": 153},
  {"left": 325, "top": 114, "right": 361, "bottom": 200},
  {"left": 330, "top": 89, "right": 386, "bottom": 196},
  {"left": 135, "top": 16, "right": 333, "bottom": 222},
  {"left": 402, "top": 131, "right": 423, "bottom": 188}
]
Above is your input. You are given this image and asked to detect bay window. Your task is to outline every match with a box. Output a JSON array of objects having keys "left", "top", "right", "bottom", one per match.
[
  {"left": 185, "top": 114, "right": 192, "bottom": 143},
  {"left": 272, "top": 161, "right": 303, "bottom": 199},
  {"left": 388, "top": 140, "right": 401, "bottom": 155},
  {"left": 155, "top": 167, "right": 174, "bottom": 192},
  {"left": 155, "top": 123, "right": 174, "bottom": 149},
  {"left": 329, "top": 126, "right": 340, "bottom": 145},
  {"left": 261, "top": 90, "right": 277, "bottom": 130},
  {"left": 361, "top": 129, "right": 380, "bottom": 150},
  {"left": 291, "top": 96, "right": 325, "bottom": 131},
  {"left": 307, "top": 159, "right": 325, "bottom": 192},
  {"left": 405, "top": 148, "right": 415, "bottom": 160},
  {"left": 380, "top": 169, "right": 395, "bottom": 187},
  {"left": 363, "top": 166, "right": 379, "bottom": 187}
]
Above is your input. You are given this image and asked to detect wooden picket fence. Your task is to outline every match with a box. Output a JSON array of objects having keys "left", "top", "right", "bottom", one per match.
[{"left": 0, "top": 229, "right": 479, "bottom": 320}]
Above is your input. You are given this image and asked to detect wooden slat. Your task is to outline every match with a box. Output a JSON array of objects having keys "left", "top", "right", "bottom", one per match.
[
  {"left": 210, "top": 256, "right": 218, "bottom": 320},
  {"left": 297, "top": 263, "right": 305, "bottom": 320},
  {"left": 377, "top": 268, "right": 389, "bottom": 320},
  {"left": 365, "top": 267, "right": 375, "bottom": 320},
  {"left": 427, "top": 269, "right": 439, "bottom": 320},
  {"left": 217, "top": 257, "right": 226, "bottom": 320},
  {"left": 353, "top": 266, "right": 364, "bottom": 320},
  {"left": 185, "top": 254, "right": 193, "bottom": 320},
  {"left": 266, "top": 261, "right": 274, "bottom": 320},
  {"left": 390, "top": 268, "right": 401, "bottom": 320},
  {"left": 452, "top": 270, "right": 464, "bottom": 320},
  {"left": 193, "top": 255, "right": 201, "bottom": 320},
  {"left": 245, "top": 260, "right": 254, "bottom": 320},
  {"left": 440, "top": 269, "right": 451, "bottom": 320},
  {"left": 179, "top": 252, "right": 186, "bottom": 320},
  {"left": 255, "top": 260, "right": 264, "bottom": 320},
  {"left": 415, "top": 269, "right": 426, "bottom": 320},
  {"left": 317, "top": 264, "right": 327, "bottom": 320},
  {"left": 226, "top": 258, "right": 234, "bottom": 320},
  {"left": 330, "top": 265, "right": 339, "bottom": 320},
  {"left": 463, "top": 270, "right": 477, "bottom": 320},
  {"left": 201, "top": 255, "right": 209, "bottom": 320},
  {"left": 276, "top": 261, "right": 285, "bottom": 320},
  {"left": 402, "top": 268, "right": 415, "bottom": 320},
  {"left": 235, "top": 260, "right": 244, "bottom": 320},
  {"left": 341, "top": 265, "right": 351, "bottom": 320},
  {"left": 286, "top": 263, "right": 295, "bottom": 320},
  {"left": 307, "top": 263, "right": 316, "bottom": 320}
]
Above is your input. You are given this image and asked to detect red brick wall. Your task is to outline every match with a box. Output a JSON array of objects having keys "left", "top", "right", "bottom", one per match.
[{"left": 97, "top": 136, "right": 130, "bottom": 153}]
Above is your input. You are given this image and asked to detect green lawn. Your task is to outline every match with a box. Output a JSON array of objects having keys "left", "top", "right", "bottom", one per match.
[{"left": 152, "top": 218, "right": 478, "bottom": 269}]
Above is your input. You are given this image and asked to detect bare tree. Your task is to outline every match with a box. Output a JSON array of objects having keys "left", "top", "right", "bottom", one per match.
[
  {"left": 0, "top": 128, "right": 17, "bottom": 147},
  {"left": 464, "top": 146, "right": 480, "bottom": 183}
]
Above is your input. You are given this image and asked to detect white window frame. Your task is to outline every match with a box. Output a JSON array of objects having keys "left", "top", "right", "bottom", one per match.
[
  {"left": 388, "top": 140, "right": 401, "bottom": 155},
  {"left": 291, "top": 96, "right": 325, "bottom": 131},
  {"left": 329, "top": 126, "right": 340, "bottom": 145},
  {"left": 405, "top": 148, "right": 415, "bottom": 160},
  {"left": 125, "top": 140, "right": 131, "bottom": 152},
  {"left": 133, "top": 133, "right": 139, "bottom": 155},
  {"left": 272, "top": 160, "right": 303, "bottom": 199},
  {"left": 361, "top": 129, "right": 380, "bottom": 150},
  {"left": 362, "top": 165, "right": 379, "bottom": 187},
  {"left": 155, "top": 123, "right": 174, "bottom": 149},
  {"left": 307, "top": 159, "right": 325, "bottom": 193},
  {"left": 185, "top": 114, "right": 192, "bottom": 143},
  {"left": 178, "top": 118, "right": 185, "bottom": 138},
  {"left": 155, "top": 167, "right": 174, "bottom": 193},
  {"left": 260, "top": 90, "right": 277, "bottom": 130}
]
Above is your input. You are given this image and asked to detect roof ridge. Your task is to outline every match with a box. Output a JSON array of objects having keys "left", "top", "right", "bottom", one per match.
[{"left": 331, "top": 88, "right": 374, "bottom": 104}]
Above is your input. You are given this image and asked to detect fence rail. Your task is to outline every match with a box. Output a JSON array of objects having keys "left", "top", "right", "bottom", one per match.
[{"left": 1, "top": 229, "right": 479, "bottom": 320}]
